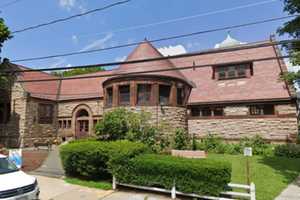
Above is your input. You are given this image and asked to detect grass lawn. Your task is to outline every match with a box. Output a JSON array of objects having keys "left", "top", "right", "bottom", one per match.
[
  {"left": 64, "top": 177, "right": 112, "bottom": 190},
  {"left": 209, "top": 154, "right": 300, "bottom": 200}
]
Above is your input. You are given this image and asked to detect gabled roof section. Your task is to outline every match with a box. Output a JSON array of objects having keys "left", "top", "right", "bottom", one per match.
[
  {"left": 115, "top": 40, "right": 192, "bottom": 86},
  {"left": 13, "top": 64, "right": 60, "bottom": 101}
]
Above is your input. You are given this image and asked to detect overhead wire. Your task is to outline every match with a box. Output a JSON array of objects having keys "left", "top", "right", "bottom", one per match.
[
  {"left": 10, "top": 15, "right": 299, "bottom": 63},
  {"left": 11, "top": 0, "right": 131, "bottom": 34},
  {"left": 6, "top": 39, "right": 298, "bottom": 74},
  {"left": 74, "top": 0, "right": 279, "bottom": 39},
  {"left": 15, "top": 54, "right": 292, "bottom": 83}
]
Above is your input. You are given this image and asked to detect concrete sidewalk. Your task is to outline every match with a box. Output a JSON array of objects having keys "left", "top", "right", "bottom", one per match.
[
  {"left": 275, "top": 176, "right": 300, "bottom": 200},
  {"left": 35, "top": 175, "right": 113, "bottom": 200},
  {"left": 35, "top": 175, "right": 174, "bottom": 200},
  {"left": 31, "top": 145, "right": 65, "bottom": 178}
]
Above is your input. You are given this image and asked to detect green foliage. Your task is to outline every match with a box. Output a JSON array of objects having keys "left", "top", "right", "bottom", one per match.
[
  {"left": 60, "top": 140, "right": 149, "bottom": 179},
  {"left": 196, "top": 134, "right": 272, "bottom": 156},
  {"left": 280, "top": 71, "right": 300, "bottom": 85},
  {"left": 52, "top": 66, "right": 105, "bottom": 77},
  {"left": 278, "top": 0, "right": 300, "bottom": 66},
  {"left": 64, "top": 177, "right": 112, "bottom": 190},
  {"left": 110, "top": 154, "right": 232, "bottom": 196},
  {"left": 274, "top": 144, "right": 300, "bottom": 158},
  {"left": 0, "top": 18, "right": 11, "bottom": 50},
  {"left": 172, "top": 128, "right": 190, "bottom": 150},
  {"left": 210, "top": 153, "right": 300, "bottom": 200},
  {"left": 0, "top": 18, "right": 12, "bottom": 89},
  {"left": 95, "top": 108, "right": 174, "bottom": 153},
  {"left": 95, "top": 108, "right": 131, "bottom": 140}
]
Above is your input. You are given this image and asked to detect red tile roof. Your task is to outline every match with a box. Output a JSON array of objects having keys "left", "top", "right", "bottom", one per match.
[
  {"left": 14, "top": 40, "right": 292, "bottom": 104},
  {"left": 112, "top": 40, "right": 192, "bottom": 86},
  {"left": 169, "top": 41, "right": 291, "bottom": 104}
]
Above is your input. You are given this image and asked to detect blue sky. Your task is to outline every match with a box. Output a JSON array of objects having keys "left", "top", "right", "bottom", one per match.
[{"left": 0, "top": 0, "right": 292, "bottom": 70}]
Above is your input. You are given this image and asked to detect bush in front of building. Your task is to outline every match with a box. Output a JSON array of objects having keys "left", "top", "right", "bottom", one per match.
[
  {"left": 274, "top": 144, "right": 300, "bottom": 158},
  {"left": 196, "top": 134, "right": 273, "bottom": 156},
  {"left": 60, "top": 140, "right": 149, "bottom": 179},
  {"left": 110, "top": 153, "right": 232, "bottom": 196}
]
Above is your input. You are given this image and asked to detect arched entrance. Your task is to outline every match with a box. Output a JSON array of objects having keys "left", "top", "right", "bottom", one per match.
[{"left": 75, "top": 109, "right": 90, "bottom": 139}]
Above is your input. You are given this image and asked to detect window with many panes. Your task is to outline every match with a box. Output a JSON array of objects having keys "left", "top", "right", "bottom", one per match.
[
  {"left": 137, "top": 84, "right": 151, "bottom": 105},
  {"left": 119, "top": 85, "right": 130, "bottom": 105},
  {"left": 216, "top": 63, "right": 250, "bottom": 80},
  {"left": 38, "top": 104, "right": 54, "bottom": 124},
  {"left": 106, "top": 87, "right": 113, "bottom": 106},
  {"left": 249, "top": 104, "right": 274, "bottom": 115},
  {"left": 190, "top": 107, "right": 224, "bottom": 117},
  {"left": 159, "top": 85, "right": 171, "bottom": 105}
]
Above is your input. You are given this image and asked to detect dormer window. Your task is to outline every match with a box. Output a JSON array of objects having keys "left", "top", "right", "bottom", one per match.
[{"left": 215, "top": 63, "right": 251, "bottom": 80}]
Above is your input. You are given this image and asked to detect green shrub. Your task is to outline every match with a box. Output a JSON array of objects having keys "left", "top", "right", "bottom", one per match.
[
  {"left": 110, "top": 154, "right": 231, "bottom": 196},
  {"left": 172, "top": 128, "right": 190, "bottom": 150},
  {"left": 60, "top": 140, "right": 149, "bottom": 179},
  {"left": 239, "top": 135, "right": 268, "bottom": 155},
  {"left": 274, "top": 144, "right": 300, "bottom": 158},
  {"left": 95, "top": 108, "right": 130, "bottom": 140}
]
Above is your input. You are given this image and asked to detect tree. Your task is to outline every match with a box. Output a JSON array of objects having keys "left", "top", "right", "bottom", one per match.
[
  {"left": 0, "top": 18, "right": 12, "bottom": 89},
  {"left": 278, "top": 0, "right": 300, "bottom": 83},
  {"left": 51, "top": 66, "right": 105, "bottom": 77}
]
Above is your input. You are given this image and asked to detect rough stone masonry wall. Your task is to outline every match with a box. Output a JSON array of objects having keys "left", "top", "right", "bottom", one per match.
[
  {"left": 57, "top": 99, "right": 104, "bottom": 137},
  {"left": 188, "top": 104, "right": 298, "bottom": 143},
  {"left": 22, "top": 98, "right": 58, "bottom": 147},
  {"left": 0, "top": 82, "right": 27, "bottom": 147},
  {"left": 105, "top": 106, "right": 187, "bottom": 134}
]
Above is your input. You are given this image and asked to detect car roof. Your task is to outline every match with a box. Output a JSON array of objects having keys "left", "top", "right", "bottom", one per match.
[{"left": 0, "top": 154, "right": 7, "bottom": 158}]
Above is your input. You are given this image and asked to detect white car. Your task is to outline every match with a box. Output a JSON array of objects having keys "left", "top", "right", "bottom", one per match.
[{"left": 0, "top": 154, "right": 39, "bottom": 200}]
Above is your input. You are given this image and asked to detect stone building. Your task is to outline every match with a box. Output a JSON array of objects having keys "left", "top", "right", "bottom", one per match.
[{"left": 0, "top": 35, "right": 298, "bottom": 147}]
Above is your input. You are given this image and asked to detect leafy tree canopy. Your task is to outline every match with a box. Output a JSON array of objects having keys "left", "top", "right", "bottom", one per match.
[
  {"left": 278, "top": 0, "right": 300, "bottom": 83},
  {"left": 52, "top": 66, "right": 105, "bottom": 77},
  {"left": 0, "top": 18, "right": 12, "bottom": 89}
]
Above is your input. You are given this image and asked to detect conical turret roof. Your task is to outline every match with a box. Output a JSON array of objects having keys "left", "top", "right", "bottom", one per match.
[{"left": 113, "top": 40, "right": 192, "bottom": 86}]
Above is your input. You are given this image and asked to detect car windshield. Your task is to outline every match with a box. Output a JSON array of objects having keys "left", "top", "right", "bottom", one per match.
[{"left": 0, "top": 157, "right": 19, "bottom": 174}]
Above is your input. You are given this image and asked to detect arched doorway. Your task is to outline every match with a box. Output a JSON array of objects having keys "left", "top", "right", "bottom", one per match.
[{"left": 75, "top": 109, "right": 90, "bottom": 139}]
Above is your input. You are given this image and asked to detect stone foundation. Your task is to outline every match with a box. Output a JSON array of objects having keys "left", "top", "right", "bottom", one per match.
[
  {"left": 188, "top": 104, "right": 298, "bottom": 142},
  {"left": 105, "top": 106, "right": 188, "bottom": 133}
]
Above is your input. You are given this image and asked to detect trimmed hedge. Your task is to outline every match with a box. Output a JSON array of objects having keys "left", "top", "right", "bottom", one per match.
[
  {"left": 110, "top": 154, "right": 232, "bottom": 196},
  {"left": 274, "top": 144, "right": 300, "bottom": 158},
  {"left": 60, "top": 140, "right": 149, "bottom": 179}
]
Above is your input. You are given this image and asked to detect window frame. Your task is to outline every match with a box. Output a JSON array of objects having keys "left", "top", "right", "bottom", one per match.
[
  {"left": 106, "top": 87, "right": 113, "bottom": 107},
  {"left": 118, "top": 85, "right": 130, "bottom": 106},
  {"left": 215, "top": 63, "right": 251, "bottom": 80},
  {"left": 159, "top": 84, "right": 171, "bottom": 106},
  {"left": 249, "top": 104, "right": 275, "bottom": 116},
  {"left": 38, "top": 103, "right": 54, "bottom": 124},
  {"left": 137, "top": 84, "right": 152, "bottom": 106},
  {"left": 190, "top": 106, "right": 224, "bottom": 117}
]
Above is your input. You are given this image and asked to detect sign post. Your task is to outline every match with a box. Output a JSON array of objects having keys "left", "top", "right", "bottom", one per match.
[{"left": 244, "top": 147, "right": 252, "bottom": 185}]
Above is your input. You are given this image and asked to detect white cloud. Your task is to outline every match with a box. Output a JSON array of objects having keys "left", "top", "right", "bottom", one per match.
[
  {"left": 158, "top": 45, "right": 187, "bottom": 56},
  {"left": 114, "top": 56, "right": 126, "bottom": 62},
  {"left": 185, "top": 41, "right": 201, "bottom": 50},
  {"left": 286, "top": 59, "right": 300, "bottom": 72},
  {"left": 80, "top": 33, "right": 113, "bottom": 52},
  {"left": 58, "top": 0, "right": 87, "bottom": 12},
  {"left": 59, "top": 0, "right": 76, "bottom": 10},
  {"left": 71, "top": 35, "right": 78, "bottom": 44},
  {"left": 50, "top": 58, "right": 66, "bottom": 68}
]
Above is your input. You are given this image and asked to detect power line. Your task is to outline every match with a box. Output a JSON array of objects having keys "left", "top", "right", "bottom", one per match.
[
  {"left": 0, "top": 0, "right": 23, "bottom": 9},
  {"left": 11, "top": 15, "right": 299, "bottom": 63},
  {"left": 75, "top": 0, "right": 279, "bottom": 39},
  {"left": 11, "top": 0, "right": 131, "bottom": 34},
  {"left": 16, "top": 54, "right": 291, "bottom": 83},
  {"left": 7, "top": 39, "right": 299, "bottom": 74}
]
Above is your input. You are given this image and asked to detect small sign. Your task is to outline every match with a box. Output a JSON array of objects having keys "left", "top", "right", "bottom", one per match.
[
  {"left": 9, "top": 149, "right": 22, "bottom": 169},
  {"left": 244, "top": 147, "right": 252, "bottom": 157}
]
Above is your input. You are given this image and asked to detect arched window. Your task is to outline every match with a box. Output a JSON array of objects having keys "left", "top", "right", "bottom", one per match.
[{"left": 77, "top": 109, "right": 89, "bottom": 117}]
